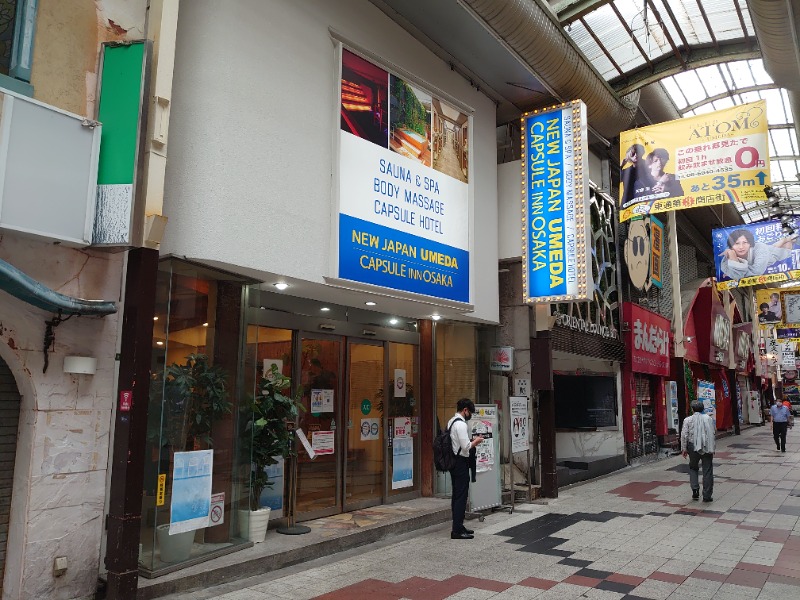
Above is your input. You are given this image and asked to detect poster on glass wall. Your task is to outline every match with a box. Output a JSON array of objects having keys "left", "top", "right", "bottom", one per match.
[
  {"left": 169, "top": 450, "right": 213, "bottom": 534},
  {"left": 391, "top": 437, "right": 413, "bottom": 489},
  {"left": 712, "top": 218, "right": 800, "bottom": 290}
]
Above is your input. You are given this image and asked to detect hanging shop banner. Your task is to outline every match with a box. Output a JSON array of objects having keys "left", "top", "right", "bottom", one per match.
[
  {"left": 623, "top": 302, "right": 670, "bottom": 375},
  {"left": 713, "top": 218, "right": 800, "bottom": 289},
  {"left": 781, "top": 341, "right": 796, "bottom": 369},
  {"left": 169, "top": 450, "right": 213, "bottom": 534},
  {"left": 521, "top": 101, "right": 592, "bottom": 303},
  {"left": 391, "top": 436, "right": 414, "bottom": 489},
  {"left": 777, "top": 327, "right": 800, "bottom": 342},
  {"left": 783, "top": 291, "right": 800, "bottom": 325},
  {"left": 756, "top": 288, "right": 783, "bottom": 327},
  {"left": 667, "top": 381, "right": 679, "bottom": 431},
  {"left": 619, "top": 101, "right": 770, "bottom": 222},
  {"left": 697, "top": 380, "right": 716, "bottom": 427},
  {"left": 650, "top": 215, "right": 664, "bottom": 288},
  {"left": 490, "top": 346, "right": 514, "bottom": 371},
  {"left": 337, "top": 48, "right": 470, "bottom": 303},
  {"left": 509, "top": 396, "right": 528, "bottom": 454}
]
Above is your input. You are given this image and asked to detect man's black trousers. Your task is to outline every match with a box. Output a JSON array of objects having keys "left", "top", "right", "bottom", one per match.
[
  {"left": 774, "top": 421, "right": 788, "bottom": 451},
  {"left": 449, "top": 456, "right": 470, "bottom": 533}
]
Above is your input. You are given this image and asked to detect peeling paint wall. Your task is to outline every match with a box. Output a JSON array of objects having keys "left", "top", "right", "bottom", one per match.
[
  {"left": 0, "top": 236, "right": 123, "bottom": 600},
  {"left": 30, "top": 0, "right": 146, "bottom": 117}
]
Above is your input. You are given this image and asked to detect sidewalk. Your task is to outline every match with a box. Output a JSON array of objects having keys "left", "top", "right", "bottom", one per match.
[{"left": 159, "top": 425, "right": 800, "bottom": 599}]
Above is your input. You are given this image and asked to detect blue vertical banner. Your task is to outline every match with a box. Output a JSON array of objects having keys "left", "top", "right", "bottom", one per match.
[{"left": 521, "top": 101, "right": 592, "bottom": 302}]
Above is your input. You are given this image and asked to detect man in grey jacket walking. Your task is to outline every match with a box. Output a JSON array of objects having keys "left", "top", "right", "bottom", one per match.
[{"left": 681, "top": 400, "right": 716, "bottom": 502}]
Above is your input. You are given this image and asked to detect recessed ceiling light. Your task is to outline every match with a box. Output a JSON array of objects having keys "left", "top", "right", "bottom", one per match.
[
  {"left": 321, "top": 307, "right": 331, "bottom": 312},
  {"left": 156, "top": 340, "right": 164, "bottom": 346},
  {"left": 389, "top": 318, "right": 398, "bottom": 325},
  {"left": 153, "top": 316, "right": 159, "bottom": 321},
  {"left": 365, "top": 301, "right": 377, "bottom": 306},
  {"left": 203, "top": 322, "right": 208, "bottom": 327},
  {"left": 273, "top": 282, "right": 289, "bottom": 291},
  {"left": 431, "top": 314, "right": 441, "bottom": 321}
]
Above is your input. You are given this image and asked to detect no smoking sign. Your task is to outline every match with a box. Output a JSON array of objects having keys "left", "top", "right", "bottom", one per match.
[{"left": 209, "top": 492, "right": 225, "bottom": 526}]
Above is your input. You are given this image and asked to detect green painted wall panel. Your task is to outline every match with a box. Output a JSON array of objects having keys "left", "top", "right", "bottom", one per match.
[{"left": 97, "top": 42, "right": 145, "bottom": 185}]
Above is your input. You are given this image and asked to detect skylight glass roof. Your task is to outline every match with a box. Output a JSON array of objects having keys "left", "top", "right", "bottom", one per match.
[{"left": 558, "top": 0, "right": 799, "bottom": 224}]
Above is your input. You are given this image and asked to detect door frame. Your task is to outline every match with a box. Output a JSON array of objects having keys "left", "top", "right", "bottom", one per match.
[
  {"left": 294, "top": 331, "right": 345, "bottom": 521},
  {"left": 343, "top": 337, "right": 388, "bottom": 513}
]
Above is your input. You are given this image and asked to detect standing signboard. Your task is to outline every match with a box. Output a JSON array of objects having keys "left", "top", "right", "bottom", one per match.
[
  {"left": 468, "top": 405, "right": 500, "bottom": 511},
  {"left": 509, "top": 396, "right": 528, "bottom": 454},
  {"left": 697, "top": 380, "right": 716, "bottom": 427}
]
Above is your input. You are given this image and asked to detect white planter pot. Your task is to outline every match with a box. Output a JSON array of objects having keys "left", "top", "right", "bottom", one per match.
[
  {"left": 156, "top": 524, "right": 195, "bottom": 563},
  {"left": 238, "top": 507, "right": 270, "bottom": 543}
]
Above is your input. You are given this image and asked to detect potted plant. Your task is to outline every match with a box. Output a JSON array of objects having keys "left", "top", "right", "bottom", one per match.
[
  {"left": 240, "top": 364, "right": 302, "bottom": 543},
  {"left": 153, "top": 354, "right": 232, "bottom": 562}
]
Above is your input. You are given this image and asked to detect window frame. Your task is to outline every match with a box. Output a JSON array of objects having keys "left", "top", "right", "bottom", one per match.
[{"left": 0, "top": 0, "right": 37, "bottom": 95}]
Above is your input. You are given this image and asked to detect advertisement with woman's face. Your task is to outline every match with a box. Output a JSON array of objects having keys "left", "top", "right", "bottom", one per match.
[{"left": 713, "top": 219, "right": 800, "bottom": 290}]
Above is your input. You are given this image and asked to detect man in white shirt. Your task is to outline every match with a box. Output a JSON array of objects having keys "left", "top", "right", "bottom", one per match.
[
  {"left": 447, "top": 398, "right": 484, "bottom": 539},
  {"left": 681, "top": 400, "right": 716, "bottom": 502}
]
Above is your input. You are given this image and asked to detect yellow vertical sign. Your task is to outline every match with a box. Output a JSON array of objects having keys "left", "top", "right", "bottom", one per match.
[{"left": 156, "top": 474, "right": 166, "bottom": 506}]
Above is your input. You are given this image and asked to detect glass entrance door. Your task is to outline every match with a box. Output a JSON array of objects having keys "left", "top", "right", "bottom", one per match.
[
  {"left": 344, "top": 341, "right": 385, "bottom": 511},
  {"left": 388, "top": 342, "right": 419, "bottom": 496},
  {"left": 296, "top": 335, "right": 342, "bottom": 520}
]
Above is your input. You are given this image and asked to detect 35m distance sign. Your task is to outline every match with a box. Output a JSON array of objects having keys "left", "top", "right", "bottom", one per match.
[{"left": 521, "top": 101, "right": 592, "bottom": 303}]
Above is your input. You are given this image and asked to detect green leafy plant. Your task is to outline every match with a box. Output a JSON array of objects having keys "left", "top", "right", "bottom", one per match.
[
  {"left": 245, "top": 364, "right": 303, "bottom": 511},
  {"left": 161, "top": 354, "right": 232, "bottom": 450}
]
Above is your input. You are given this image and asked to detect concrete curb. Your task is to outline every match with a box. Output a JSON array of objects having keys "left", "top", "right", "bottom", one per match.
[{"left": 137, "top": 507, "right": 451, "bottom": 599}]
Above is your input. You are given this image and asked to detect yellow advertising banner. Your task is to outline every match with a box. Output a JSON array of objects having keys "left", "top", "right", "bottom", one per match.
[
  {"left": 619, "top": 101, "right": 770, "bottom": 222},
  {"left": 756, "top": 288, "right": 782, "bottom": 329}
]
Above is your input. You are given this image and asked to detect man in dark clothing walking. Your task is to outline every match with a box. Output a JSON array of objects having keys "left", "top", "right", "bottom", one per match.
[
  {"left": 447, "top": 398, "right": 484, "bottom": 539},
  {"left": 770, "top": 397, "right": 792, "bottom": 452}
]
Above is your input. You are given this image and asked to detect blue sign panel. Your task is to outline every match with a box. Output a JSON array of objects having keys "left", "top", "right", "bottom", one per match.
[
  {"left": 339, "top": 214, "right": 469, "bottom": 302},
  {"left": 522, "top": 101, "right": 590, "bottom": 303}
]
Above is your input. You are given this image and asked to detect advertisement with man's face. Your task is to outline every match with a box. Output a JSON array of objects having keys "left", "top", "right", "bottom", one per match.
[
  {"left": 712, "top": 219, "right": 800, "bottom": 289},
  {"left": 619, "top": 101, "right": 770, "bottom": 222}
]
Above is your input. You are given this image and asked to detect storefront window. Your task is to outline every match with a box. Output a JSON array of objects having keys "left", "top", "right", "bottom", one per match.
[{"left": 139, "top": 260, "right": 249, "bottom": 577}]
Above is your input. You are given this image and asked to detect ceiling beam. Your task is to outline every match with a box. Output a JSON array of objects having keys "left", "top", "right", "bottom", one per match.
[
  {"left": 554, "top": 0, "right": 612, "bottom": 25},
  {"left": 612, "top": 42, "right": 761, "bottom": 95}
]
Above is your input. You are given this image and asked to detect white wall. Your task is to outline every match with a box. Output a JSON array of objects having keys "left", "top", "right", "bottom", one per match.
[
  {"left": 0, "top": 237, "right": 122, "bottom": 600},
  {"left": 498, "top": 161, "right": 522, "bottom": 260},
  {"left": 162, "top": 0, "right": 499, "bottom": 322}
]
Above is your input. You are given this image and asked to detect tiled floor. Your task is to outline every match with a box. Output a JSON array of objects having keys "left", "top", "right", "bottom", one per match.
[{"left": 162, "top": 425, "right": 800, "bottom": 599}]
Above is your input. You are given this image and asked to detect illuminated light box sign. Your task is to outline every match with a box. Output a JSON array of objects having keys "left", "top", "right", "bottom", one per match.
[
  {"left": 521, "top": 101, "right": 592, "bottom": 303},
  {"left": 619, "top": 100, "right": 770, "bottom": 222},
  {"left": 336, "top": 48, "right": 470, "bottom": 303},
  {"left": 712, "top": 217, "right": 800, "bottom": 290}
]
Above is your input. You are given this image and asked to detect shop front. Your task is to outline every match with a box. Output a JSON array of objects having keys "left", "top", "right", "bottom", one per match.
[
  {"left": 622, "top": 303, "right": 672, "bottom": 460},
  {"left": 138, "top": 260, "right": 423, "bottom": 577}
]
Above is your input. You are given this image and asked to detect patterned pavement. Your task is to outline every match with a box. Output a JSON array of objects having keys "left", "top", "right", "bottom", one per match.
[{"left": 163, "top": 425, "right": 800, "bottom": 600}]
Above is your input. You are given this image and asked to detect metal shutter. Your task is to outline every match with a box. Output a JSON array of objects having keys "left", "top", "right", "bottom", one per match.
[{"left": 0, "top": 358, "right": 20, "bottom": 595}]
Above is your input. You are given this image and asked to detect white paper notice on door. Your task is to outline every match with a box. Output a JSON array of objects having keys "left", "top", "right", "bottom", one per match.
[
  {"left": 312, "top": 430, "right": 335, "bottom": 455},
  {"left": 394, "top": 369, "right": 407, "bottom": 397},
  {"left": 310, "top": 389, "right": 334, "bottom": 412},
  {"left": 393, "top": 416, "right": 411, "bottom": 438},
  {"left": 296, "top": 429, "right": 316, "bottom": 459}
]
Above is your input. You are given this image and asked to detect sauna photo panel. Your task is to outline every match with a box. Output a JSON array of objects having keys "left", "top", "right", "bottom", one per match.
[
  {"left": 389, "top": 75, "right": 432, "bottom": 167},
  {"left": 432, "top": 99, "right": 468, "bottom": 183},
  {"left": 340, "top": 49, "right": 389, "bottom": 148}
]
